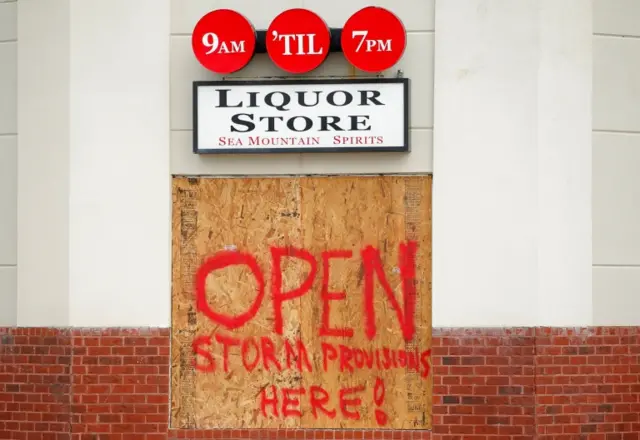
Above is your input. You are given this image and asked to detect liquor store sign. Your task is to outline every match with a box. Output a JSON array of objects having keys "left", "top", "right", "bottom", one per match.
[{"left": 193, "top": 79, "right": 409, "bottom": 154}]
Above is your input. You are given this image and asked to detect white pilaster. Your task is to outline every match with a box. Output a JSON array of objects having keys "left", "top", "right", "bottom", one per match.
[
  {"left": 17, "top": 0, "right": 171, "bottom": 327},
  {"left": 432, "top": 0, "right": 593, "bottom": 327},
  {"left": 537, "top": 0, "right": 592, "bottom": 326}
]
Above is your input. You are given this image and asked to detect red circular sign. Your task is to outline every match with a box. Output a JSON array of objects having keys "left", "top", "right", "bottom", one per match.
[
  {"left": 192, "top": 9, "right": 256, "bottom": 74},
  {"left": 266, "top": 9, "right": 331, "bottom": 74},
  {"left": 342, "top": 7, "right": 407, "bottom": 73}
]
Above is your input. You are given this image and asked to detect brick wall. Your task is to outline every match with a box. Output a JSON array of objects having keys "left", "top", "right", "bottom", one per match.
[{"left": 1, "top": 327, "right": 638, "bottom": 440}]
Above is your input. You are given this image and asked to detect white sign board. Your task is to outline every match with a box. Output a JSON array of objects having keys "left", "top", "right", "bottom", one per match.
[{"left": 193, "top": 79, "right": 409, "bottom": 154}]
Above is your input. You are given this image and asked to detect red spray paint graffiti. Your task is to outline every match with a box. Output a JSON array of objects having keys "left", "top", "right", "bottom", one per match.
[
  {"left": 195, "top": 243, "right": 418, "bottom": 341},
  {"left": 191, "top": 241, "right": 430, "bottom": 426},
  {"left": 192, "top": 333, "right": 431, "bottom": 377}
]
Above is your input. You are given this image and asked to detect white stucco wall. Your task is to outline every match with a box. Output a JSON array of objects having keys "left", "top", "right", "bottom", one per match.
[
  {"left": 8, "top": 0, "right": 636, "bottom": 328},
  {"left": 592, "top": 0, "right": 640, "bottom": 325},
  {"left": 17, "top": 0, "right": 71, "bottom": 326},
  {"left": 0, "top": 0, "right": 17, "bottom": 326}
]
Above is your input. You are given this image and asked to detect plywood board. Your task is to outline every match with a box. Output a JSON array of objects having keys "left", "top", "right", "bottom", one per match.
[{"left": 171, "top": 175, "right": 432, "bottom": 430}]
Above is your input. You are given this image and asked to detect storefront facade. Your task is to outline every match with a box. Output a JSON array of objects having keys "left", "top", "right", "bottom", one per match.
[{"left": 0, "top": 0, "right": 638, "bottom": 438}]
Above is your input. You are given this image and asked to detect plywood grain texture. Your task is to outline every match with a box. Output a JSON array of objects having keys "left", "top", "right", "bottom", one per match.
[{"left": 171, "top": 175, "right": 432, "bottom": 430}]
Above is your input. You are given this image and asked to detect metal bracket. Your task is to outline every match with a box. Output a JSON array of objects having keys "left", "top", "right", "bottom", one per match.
[{"left": 254, "top": 28, "right": 344, "bottom": 54}]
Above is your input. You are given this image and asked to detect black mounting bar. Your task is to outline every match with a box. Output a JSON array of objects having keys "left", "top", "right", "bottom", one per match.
[{"left": 254, "top": 28, "right": 344, "bottom": 54}]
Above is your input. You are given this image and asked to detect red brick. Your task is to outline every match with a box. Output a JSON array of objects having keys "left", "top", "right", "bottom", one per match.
[{"left": 1, "top": 326, "right": 639, "bottom": 439}]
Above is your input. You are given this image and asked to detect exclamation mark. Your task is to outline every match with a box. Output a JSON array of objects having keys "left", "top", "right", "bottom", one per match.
[{"left": 373, "top": 377, "right": 388, "bottom": 426}]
